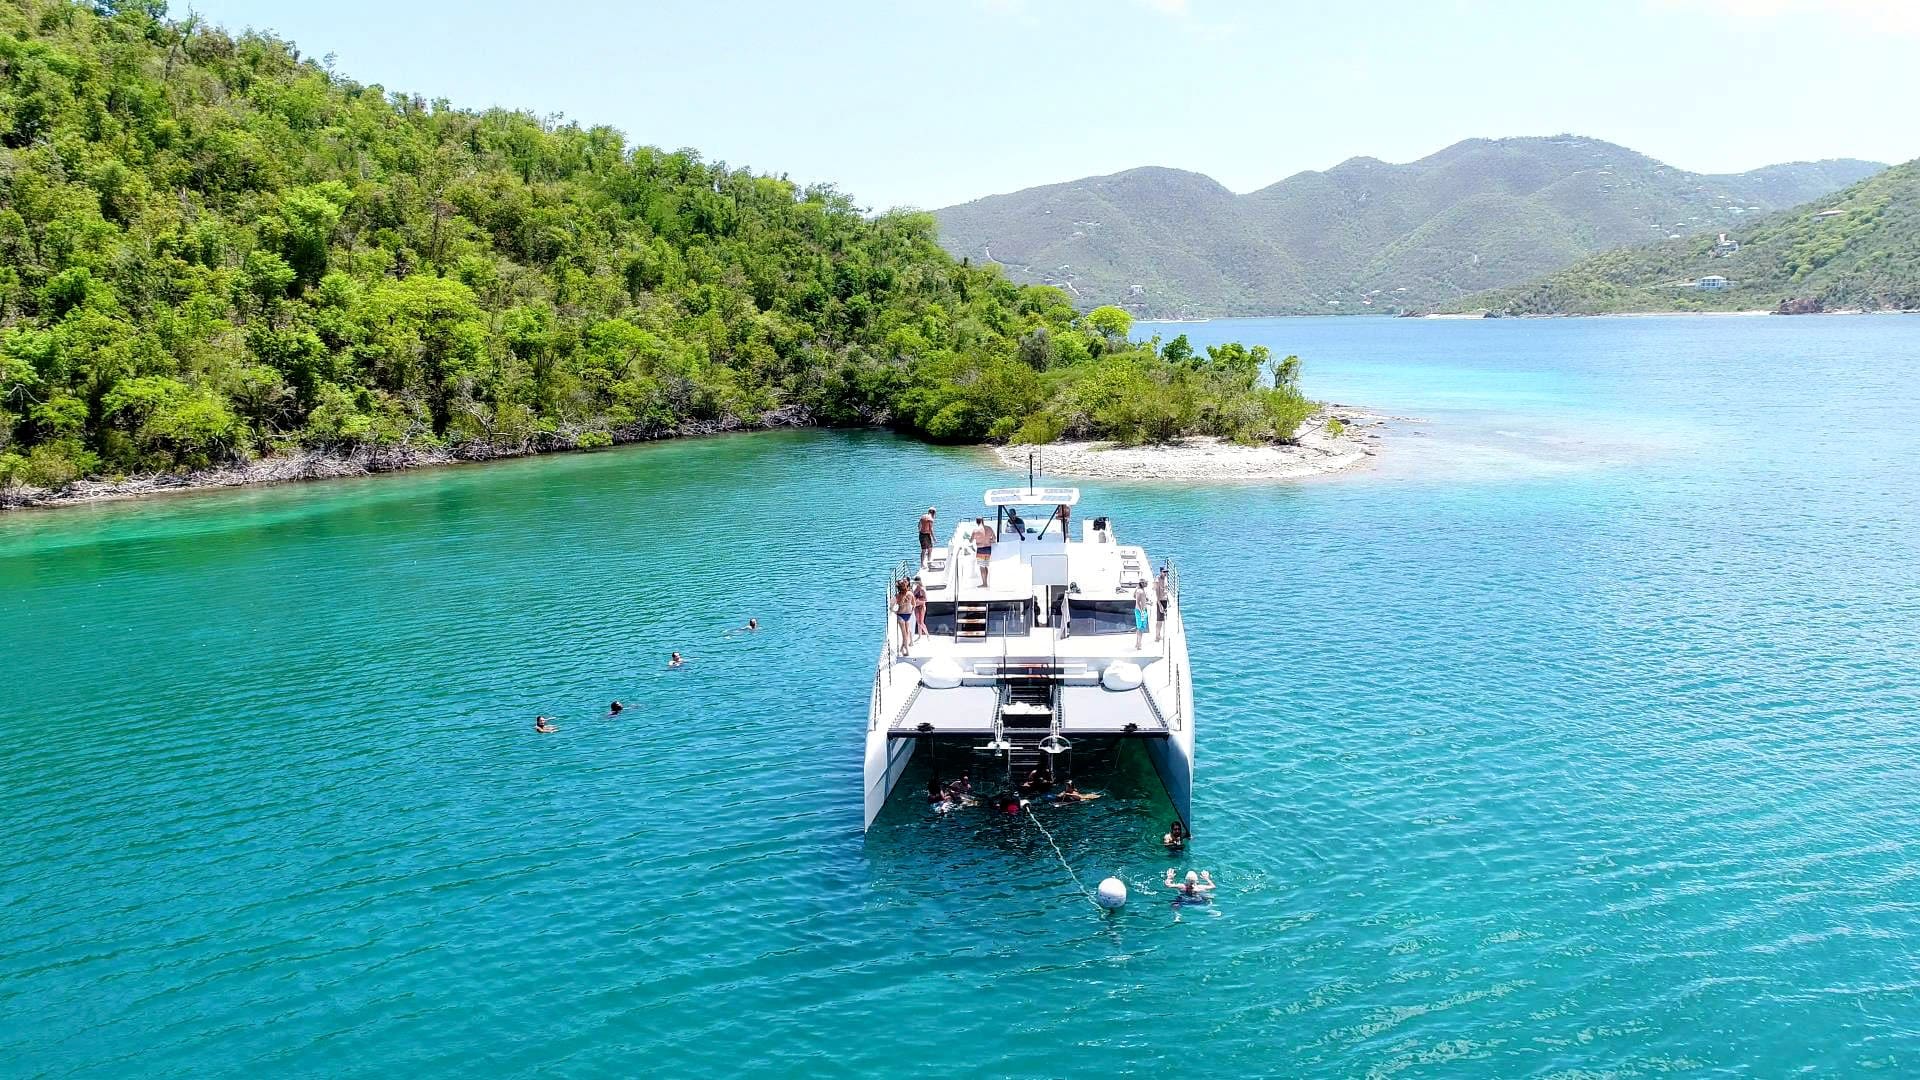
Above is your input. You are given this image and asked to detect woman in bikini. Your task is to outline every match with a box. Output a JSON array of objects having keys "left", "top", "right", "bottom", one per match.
[{"left": 894, "top": 579, "right": 915, "bottom": 647}]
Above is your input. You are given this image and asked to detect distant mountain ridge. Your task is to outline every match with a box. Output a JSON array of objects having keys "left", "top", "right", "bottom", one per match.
[
  {"left": 1446, "top": 157, "right": 1920, "bottom": 316},
  {"left": 933, "top": 136, "right": 1886, "bottom": 317}
]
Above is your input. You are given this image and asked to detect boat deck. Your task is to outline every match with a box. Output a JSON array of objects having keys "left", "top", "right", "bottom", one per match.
[{"left": 884, "top": 682, "right": 1169, "bottom": 737}]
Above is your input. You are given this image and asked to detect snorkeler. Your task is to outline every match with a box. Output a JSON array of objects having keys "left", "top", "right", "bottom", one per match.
[
  {"left": 534, "top": 715, "right": 557, "bottom": 734},
  {"left": 1164, "top": 868, "right": 1215, "bottom": 902}
]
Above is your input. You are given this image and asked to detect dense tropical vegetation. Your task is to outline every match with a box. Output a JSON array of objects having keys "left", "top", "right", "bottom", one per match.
[
  {"left": 1452, "top": 159, "right": 1920, "bottom": 316},
  {"left": 0, "top": 0, "right": 1313, "bottom": 491}
]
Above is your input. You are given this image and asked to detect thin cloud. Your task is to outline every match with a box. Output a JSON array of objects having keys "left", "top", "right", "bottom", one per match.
[
  {"left": 1662, "top": 0, "right": 1920, "bottom": 34},
  {"left": 1137, "top": 0, "right": 1192, "bottom": 15}
]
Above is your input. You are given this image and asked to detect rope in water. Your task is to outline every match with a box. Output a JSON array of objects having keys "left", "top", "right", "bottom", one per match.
[{"left": 1022, "top": 803, "right": 1101, "bottom": 909}]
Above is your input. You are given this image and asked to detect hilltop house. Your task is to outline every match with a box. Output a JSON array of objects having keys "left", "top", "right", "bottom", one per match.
[
  {"left": 1713, "top": 233, "right": 1740, "bottom": 257},
  {"left": 1697, "top": 275, "right": 1730, "bottom": 291}
]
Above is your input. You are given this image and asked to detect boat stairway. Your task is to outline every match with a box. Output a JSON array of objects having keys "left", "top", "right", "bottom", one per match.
[
  {"left": 956, "top": 601, "right": 988, "bottom": 640},
  {"left": 996, "top": 677, "right": 1058, "bottom": 778}
]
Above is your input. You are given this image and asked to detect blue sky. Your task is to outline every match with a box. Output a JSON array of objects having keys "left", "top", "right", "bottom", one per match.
[{"left": 183, "top": 0, "right": 1920, "bottom": 210}]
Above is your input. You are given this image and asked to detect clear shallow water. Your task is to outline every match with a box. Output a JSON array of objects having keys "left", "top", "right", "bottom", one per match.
[{"left": 5, "top": 314, "right": 1920, "bottom": 1075}]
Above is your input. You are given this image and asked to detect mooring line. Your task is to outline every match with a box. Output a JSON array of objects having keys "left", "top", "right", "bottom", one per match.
[{"left": 1022, "top": 803, "right": 1100, "bottom": 909}]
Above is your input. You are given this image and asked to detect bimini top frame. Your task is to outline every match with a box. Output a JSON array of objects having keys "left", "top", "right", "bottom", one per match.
[{"left": 984, "top": 486, "right": 1079, "bottom": 508}]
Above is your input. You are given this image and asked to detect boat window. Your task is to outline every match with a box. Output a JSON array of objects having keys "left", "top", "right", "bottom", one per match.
[
  {"left": 922, "top": 602, "right": 956, "bottom": 635},
  {"left": 985, "top": 600, "right": 1032, "bottom": 637},
  {"left": 1068, "top": 599, "right": 1137, "bottom": 636}
]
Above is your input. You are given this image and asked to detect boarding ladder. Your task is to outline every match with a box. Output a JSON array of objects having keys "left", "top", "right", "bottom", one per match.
[{"left": 955, "top": 600, "right": 988, "bottom": 640}]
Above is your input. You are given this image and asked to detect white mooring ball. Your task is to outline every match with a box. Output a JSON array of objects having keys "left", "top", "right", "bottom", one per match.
[{"left": 1095, "top": 877, "right": 1128, "bottom": 910}]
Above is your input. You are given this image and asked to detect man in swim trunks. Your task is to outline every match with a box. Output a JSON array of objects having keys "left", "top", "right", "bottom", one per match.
[
  {"left": 973, "top": 517, "right": 994, "bottom": 588},
  {"left": 1154, "top": 566, "right": 1171, "bottom": 641},
  {"left": 918, "top": 507, "right": 936, "bottom": 568},
  {"left": 1133, "top": 583, "right": 1150, "bottom": 649}
]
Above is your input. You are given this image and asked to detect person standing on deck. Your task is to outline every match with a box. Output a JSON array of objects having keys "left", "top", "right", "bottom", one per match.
[
  {"left": 918, "top": 507, "right": 937, "bottom": 568},
  {"left": 1154, "top": 566, "right": 1171, "bottom": 642},
  {"left": 1054, "top": 503, "right": 1071, "bottom": 537},
  {"left": 1133, "top": 582, "right": 1150, "bottom": 649},
  {"left": 912, "top": 580, "right": 928, "bottom": 640},
  {"left": 973, "top": 518, "right": 995, "bottom": 588},
  {"left": 894, "top": 579, "right": 915, "bottom": 648}
]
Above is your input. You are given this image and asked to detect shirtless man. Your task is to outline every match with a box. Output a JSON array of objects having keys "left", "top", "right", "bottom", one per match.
[
  {"left": 918, "top": 507, "right": 937, "bottom": 568},
  {"left": 1154, "top": 566, "right": 1171, "bottom": 641},
  {"left": 973, "top": 517, "right": 995, "bottom": 588}
]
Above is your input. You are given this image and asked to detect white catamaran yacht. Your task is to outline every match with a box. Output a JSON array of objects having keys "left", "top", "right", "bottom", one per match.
[{"left": 863, "top": 484, "right": 1194, "bottom": 831}]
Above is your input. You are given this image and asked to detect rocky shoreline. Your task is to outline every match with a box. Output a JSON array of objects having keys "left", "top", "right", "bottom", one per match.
[
  {"left": 3, "top": 404, "right": 1407, "bottom": 511},
  {"left": 990, "top": 406, "right": 1404, "bottom": 482},
  {"left": 0, "top": 409, "right": 812, "bottom": 512}
]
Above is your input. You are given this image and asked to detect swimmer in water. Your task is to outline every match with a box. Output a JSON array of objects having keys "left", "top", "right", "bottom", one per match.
[
  {"left": 668, "top": 652, "right": 683, "bottom": 668},
  {"left": 746, "top": 618, "right": 759, "bottom": 632},
  {"left": 608, "top": 701, "right": 624, "bottom": 716},
  {"left": 1054, "top": 780, "right": 1101, "bottom": 803},
  {"left": 1164, "top": 819, "right": 1188, "bottom": 850},
  {"left": 534, "top": 715, "right": 557, "bottom": 734},
  {"left": 1164, "top": 868, "right": 1215, "bottom": 902}
]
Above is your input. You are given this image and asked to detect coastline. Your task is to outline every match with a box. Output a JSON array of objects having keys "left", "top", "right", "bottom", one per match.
[
  {"left": 1411, "top": 307, "right": 1918, "bottom": 320},
  {"left": 0, "top": 411, "right": 809, "bottom": 513},
  {"left": 990, "top": 406, "right": 1402, "bottom": 482},
  {"left": 5, "top": 405, "right": 1404, "bottom": 512}
]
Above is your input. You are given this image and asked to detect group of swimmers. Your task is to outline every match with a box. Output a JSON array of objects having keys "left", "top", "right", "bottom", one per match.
[
  {"left": 923, "top": 769, "right": 1109, "bottom": 817},
  {"left": 532, "top": 620, "right": 760, "bottom": 733},
  {"left": 532, "top": 699, "right": 624, "bottom": 733}
]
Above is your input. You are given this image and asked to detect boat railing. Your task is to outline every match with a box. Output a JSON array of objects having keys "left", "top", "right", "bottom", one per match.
[{"left": 881, "top": 559, "right": 913, "bottom": 678}]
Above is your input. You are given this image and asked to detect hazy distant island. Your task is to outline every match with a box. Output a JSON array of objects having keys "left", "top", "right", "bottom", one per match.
[
  {"left": 1431, "top": 159, "right": 1920, "bottom": 317},
  {"left": 933, "top": 137, "right": 1885, "bottom": 318},
  {"left": 0, "top": 2, "right": 1350, "bottom": 510}
]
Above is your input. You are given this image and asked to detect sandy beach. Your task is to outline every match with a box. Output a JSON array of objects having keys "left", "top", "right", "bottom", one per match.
[{"left": 992, "top": 406, "right": 1403, "bottom": 482}]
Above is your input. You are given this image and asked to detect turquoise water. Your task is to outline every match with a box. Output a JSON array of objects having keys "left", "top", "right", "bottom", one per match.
[{"left": 5, "top": 314, "right": 1920, "bottom": 1075}]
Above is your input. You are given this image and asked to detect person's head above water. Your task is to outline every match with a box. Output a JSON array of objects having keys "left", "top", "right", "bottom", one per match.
[
  {"left": 1185, "top": 871, "right": 1199, "bottom": 885},
  {"left": 747, "top": 618, "right": 758, "bottom": 630}
]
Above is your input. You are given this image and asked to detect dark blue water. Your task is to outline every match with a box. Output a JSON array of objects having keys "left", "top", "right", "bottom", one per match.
[{"left": 3, "top": 314, "right": 1918, "bottom": 1075}]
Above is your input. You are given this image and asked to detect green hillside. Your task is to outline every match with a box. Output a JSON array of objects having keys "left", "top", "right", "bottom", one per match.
[
  {"left": 934, "top": 136, "right": 1885, "bottom": 317},
  {"left": 0, "top": 0, "right": 1311, "bottom": 490},
  {"left": 1452, "top": 159, "right": 1920, "bottom": 315}
]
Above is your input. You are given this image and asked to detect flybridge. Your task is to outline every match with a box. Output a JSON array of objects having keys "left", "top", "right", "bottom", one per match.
[{"left": 983, "top": 486, "right": 1079, "bottom": 507}]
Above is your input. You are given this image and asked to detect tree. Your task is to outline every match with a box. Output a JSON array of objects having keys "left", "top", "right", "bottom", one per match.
[{"left": 1083, "top": 305, "right": 1132, "bottom": 344}]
